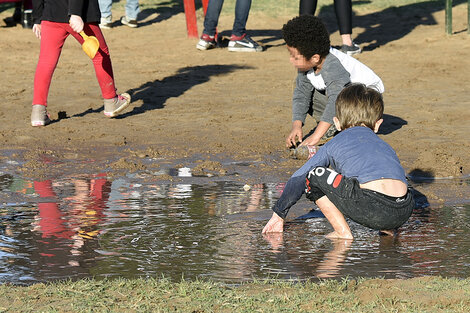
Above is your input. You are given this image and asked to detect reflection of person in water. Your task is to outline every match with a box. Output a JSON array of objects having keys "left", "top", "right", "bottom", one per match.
[
  {"left": 264, "top": 229, "right": 415, "bottom": 278},
  {"left": 245, "top": 184, "right": 264, "bottom": 212},
  {"left": 315, "top": 239, "right": 351, "bottom": 278},
  {"left": 33, "top": 179, "right": 76, "bottom": 239},
  {"left": 31, "top": 174, "right": 110, "bottom": 271},
  {"left": 263, "top": 231, "right": 351, "bottom": 278}
]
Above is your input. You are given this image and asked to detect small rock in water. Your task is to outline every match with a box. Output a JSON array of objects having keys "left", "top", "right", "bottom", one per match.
[
  {"left": 243, "top": 184, "right": 251, "bottom": 191},
  {"left": 290, "top": 145, "right": 317, "bottom": 160}
]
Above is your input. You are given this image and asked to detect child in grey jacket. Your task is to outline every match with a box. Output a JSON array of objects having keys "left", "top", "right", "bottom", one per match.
[{"left": 284, "top": 15, "right": 384, "bottom": 149}]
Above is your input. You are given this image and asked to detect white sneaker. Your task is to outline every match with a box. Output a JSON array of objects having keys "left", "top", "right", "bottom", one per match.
[
  {"left": 31, "top": 104, "right": 51, "bottom": 127},
  {"left": 103, "top": 93, "right": 131, "bottom": 117},
  {"left": 100, "top": 16, "right": 112, "bottom": 29},
  {"left": 121, "top": 16, "right": 138, "bottom": 28}
]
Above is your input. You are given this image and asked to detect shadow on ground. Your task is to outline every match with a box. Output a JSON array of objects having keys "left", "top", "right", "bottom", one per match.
[
  {"left": 319, "top": 0, "right": 467, "bottom": 51},
  {"left": 213, "top": 0, "right": 467, "bottom": 50},
  {"left": 116, "top": 64, "right": 253, "bottom": 118}
]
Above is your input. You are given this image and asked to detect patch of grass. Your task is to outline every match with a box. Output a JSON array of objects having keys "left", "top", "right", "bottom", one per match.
[{"left": 2, "top": 276, "right": 470, "bottom": 312}]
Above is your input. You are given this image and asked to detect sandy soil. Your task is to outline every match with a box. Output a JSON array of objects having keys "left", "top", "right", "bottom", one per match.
[{"left": 1, "top": 4, "right": 469, "bottom": 206}]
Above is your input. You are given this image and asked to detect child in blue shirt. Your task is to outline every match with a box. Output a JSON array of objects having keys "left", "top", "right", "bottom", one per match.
[{"left": 263, "top": 83, "right": 414, "bottom": 239}]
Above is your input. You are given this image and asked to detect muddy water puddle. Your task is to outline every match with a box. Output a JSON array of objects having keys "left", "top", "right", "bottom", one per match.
[{"left": 1, "top": 161, "right": 470, "bottom": 284}]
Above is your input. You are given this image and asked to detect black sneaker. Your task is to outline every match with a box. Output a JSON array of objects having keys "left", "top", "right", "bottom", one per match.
[
  {"left": 341, "top": 42, "right": 361, "bottom": 56},
  {"left": 21, "top": 10, "right": 33, "bottom": 29},
  {"left": 228, "top": 34, "right": 263, "bottom": 52}
]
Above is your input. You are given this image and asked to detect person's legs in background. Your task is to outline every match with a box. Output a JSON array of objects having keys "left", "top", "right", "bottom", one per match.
[
  {"left": 21, "top": 0, "right": 33, "bottom": 28},
  {"left": 197, "top": 0, "right": 262, "bottom": 52},
  {"left": 299, "top": 0, "right": 361, "bottom": 56},
  {"left": 3, "top": 0, "right": 32, "bottom": 28},
  {"left": 196, "top": 0, "right": 224, "bottom": 50},
  {"left": 299, "top": 0, "right": 317, "bottom": 15},
  {"left": 227, "top": 0, "right": 262, "bottom": 52},
  {"left": 121, "top": 0, "right": 140, "bottom": 28},
  {"left": 98, "top": 0, "right": 113, "bottom": 29},
  {"left": 334, "top": 0, "right": 361, "bottom": 55},
  {"left": 231, "top": 0, "right": 251, "bottom": 37}
]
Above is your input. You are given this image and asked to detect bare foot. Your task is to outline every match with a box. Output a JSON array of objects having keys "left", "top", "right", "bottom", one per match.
[{"left": 326, "top": 231, "right": 353, "bottom": 240}]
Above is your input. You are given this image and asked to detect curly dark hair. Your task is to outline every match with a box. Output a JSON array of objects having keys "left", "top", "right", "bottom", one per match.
[{"left": 282, "top": 15, "right": 330, "bottom": 59}]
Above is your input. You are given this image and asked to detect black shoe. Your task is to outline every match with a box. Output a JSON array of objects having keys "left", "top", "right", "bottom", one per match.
[
  {"left": 21, "top": 10, "right": 33, "bottom": 29},
  {"left": 3, "top": 7, "right": 21, "bottom": 27},
  {"left": 341, "top": 42, "right": 361, "bottom": 56},
  {"left": 228, "top": 34, "right": 263, "bottom": 52}
]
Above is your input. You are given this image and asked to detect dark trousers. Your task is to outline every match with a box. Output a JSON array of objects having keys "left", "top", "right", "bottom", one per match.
[
  {"left": 203, "top": 0, "right": 252, "bottom": 37},
  {"left": 305, "top": 166, "right": 414, "bottom": 230},
  {"left": 299, "top": 0, "right": 352, "bottom": 35}
]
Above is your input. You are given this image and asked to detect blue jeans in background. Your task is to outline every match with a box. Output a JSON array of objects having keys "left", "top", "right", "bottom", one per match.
[
  {"left": 203, "top": 0, "right": 252, "bottom": 37},
  {"left": 98, "top": 0, "right": 140, "bottom": 20}
]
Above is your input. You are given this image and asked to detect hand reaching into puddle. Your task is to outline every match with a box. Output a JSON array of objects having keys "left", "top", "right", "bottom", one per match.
[
  {"left": 262, "top": 232, "right": 284, "bottom": 253},
  {"left": 262, "top": 212, "right": 284, "bottom": 234}
]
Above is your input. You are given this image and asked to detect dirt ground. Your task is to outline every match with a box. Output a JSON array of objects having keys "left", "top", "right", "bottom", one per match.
[{"left": 0, "top": 3, "right": 469, "bottom": 206}]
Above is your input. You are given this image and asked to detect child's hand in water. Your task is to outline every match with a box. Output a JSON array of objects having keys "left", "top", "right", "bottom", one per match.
[
  {"left": 69, "top": 15, "right": 84, "bottom": 33},
  {"left": 262, "top": 213, "right": 284, "bottom": 233}
]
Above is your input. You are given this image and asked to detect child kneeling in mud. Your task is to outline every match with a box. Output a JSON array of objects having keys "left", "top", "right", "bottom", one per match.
[{"left": 262, "top": 83, "right": 414, "bottom": 239}]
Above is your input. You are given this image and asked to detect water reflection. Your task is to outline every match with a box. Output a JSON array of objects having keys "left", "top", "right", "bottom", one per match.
[{"left": 0, "top": 170, "right": 469, "bottom": 284}]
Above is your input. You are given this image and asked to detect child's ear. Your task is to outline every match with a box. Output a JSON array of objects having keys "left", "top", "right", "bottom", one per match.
[
  {"left": 333, "top": 117, "right": 341, "bottom": 131},
  {"left": 374, "top": 119, "right": 383, "bottom": 133},
  {"left": 309, "top": 54, "right": 321, "bottom": 64}
]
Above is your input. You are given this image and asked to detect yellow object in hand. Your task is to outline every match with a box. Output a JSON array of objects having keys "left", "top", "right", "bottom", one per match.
[{"left": 79, "top": 31, "right": 99, "bottom": 59}]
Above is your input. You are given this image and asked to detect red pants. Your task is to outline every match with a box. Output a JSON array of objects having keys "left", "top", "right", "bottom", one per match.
[{"left": 33, "top": 21, "right": 117, "bottom": 106}]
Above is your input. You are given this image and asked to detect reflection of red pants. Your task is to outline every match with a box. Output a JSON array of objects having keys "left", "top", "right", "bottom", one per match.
[
  {"left": 34, "top": 180, "right": 74, "bottom": 239},
  {"left": 33, "top": 21, "right": 116, "bottom": 106}
]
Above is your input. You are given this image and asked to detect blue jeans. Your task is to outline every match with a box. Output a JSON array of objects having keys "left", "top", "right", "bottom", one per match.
[
  {"left": 203, "top": 0, "right": 252, "bottom": 37},
  {"left": 98, "top": 0, "right": 140, "bottom": 20}
]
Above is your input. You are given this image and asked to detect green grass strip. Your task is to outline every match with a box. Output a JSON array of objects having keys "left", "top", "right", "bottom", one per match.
[{"left": 2, "top": 276, "right": 470, "bottom": 312}]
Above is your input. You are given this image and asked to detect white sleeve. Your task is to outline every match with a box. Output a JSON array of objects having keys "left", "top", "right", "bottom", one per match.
[{"left": 330, "top": 48, "right": 385, "bottom": 93}]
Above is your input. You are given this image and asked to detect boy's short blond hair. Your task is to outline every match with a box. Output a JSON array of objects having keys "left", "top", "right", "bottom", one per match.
[{"left": 335, "top": 83, "right": 384, "bottom": 131}]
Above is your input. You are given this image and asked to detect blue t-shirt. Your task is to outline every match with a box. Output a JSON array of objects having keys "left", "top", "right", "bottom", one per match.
[{"left": 273, "top": 126, "right": 407, "bottom": 219}]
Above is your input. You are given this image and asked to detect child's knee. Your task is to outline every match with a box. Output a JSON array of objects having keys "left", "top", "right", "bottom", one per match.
[
  {"left": 305, "top": 167, "right": 327, "bottom": 201},
  {"left": 305, "top": 166, "right": 343, "bottom": 201}
]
